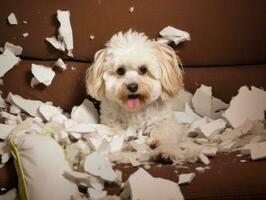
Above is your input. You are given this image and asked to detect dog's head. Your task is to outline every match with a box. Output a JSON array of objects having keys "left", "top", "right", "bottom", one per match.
[{"left": 86, "top": 30, "right": 183, "bottom": 112}]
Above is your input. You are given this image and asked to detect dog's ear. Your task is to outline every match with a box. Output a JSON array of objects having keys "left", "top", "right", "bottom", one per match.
[
  {"left": 86, "top": 49, "right": 106, "bottom": 100},
  {"left": 154, "top": 42, "right": 184, "bottom": 101}
]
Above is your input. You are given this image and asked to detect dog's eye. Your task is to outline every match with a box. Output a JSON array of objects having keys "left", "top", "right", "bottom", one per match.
[
  {"left": 138, "top": 65, "right": 147, "bottom": 75},
  {"left": 116, "top": 66, "right": 126, "bottom": 76}
]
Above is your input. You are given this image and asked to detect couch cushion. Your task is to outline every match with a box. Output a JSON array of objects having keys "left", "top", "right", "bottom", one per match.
[
  {"left": 0, "top": 0, "right": 265, "bottom": 66},
  {"left": 2, "top": 60, "right": 266, "bottom": 111}
]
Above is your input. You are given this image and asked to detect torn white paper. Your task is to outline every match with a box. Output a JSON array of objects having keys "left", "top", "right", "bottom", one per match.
[
  {"left": 53, "top": 58, "right": 67, "bottom": 71},
  {"left": 7, "top": 13, "right": 18, "bottom": 25},
  {"left": 250, "top": 141, "right": 266, "bottom": 160},
  {"left": 200, "top": 119, "right": 226, "bottom": 138},
  {"left": 31, "top": 64, "right": 55, "bottom": 86},
  {"left": 223, "top": 86, "right": 266, "bottom": 128},
  {"left": 178, "top": 173, "right": 196, "bottom": 185},
  {"left": 84, "top": 152, "right": 117, "bottom": 182},
  {"left": 22, "top": 32, "right": 29, "bottom": 38},
  {"left": 46, "top": 10, "right": 74, "bottom": 57},
  {"left": 120, "top": 168, "right": 184, "bottom": 200},
  {"left": 4, "top": 42, "right": 23, "bottom": 56},
  {"left": 159, "top": 26, "right": 190, "bottom": 45},
  {"left": 39, "top": 104, "right": 63, "bottom": 121},
  {"left": 71, "top": 99, "right": 99, "bottom": 124},
  {"left": 0, "top": 49, "right": 21, "bottom": 78},
  {"left": 7, "top": 93, "right": 43, "bottom": 117}
]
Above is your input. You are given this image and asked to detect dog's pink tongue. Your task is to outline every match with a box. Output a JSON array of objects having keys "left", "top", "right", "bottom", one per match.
[{"left": 127, "top": 98, "right": 140, "bottom": 109}]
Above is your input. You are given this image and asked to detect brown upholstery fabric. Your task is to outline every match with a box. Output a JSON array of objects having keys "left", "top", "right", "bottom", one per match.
[
  {"left": 1, "top": 60, "right": 88, "bottom": 112},
  {"left": 109, "top": 153, "right": 266, "bottom": 200},
  {"left": 2, "top": 60, "right": 265, "bottom": 111},
  {"left": 0, "top": 0, "right": 266, "bottom": 66}
]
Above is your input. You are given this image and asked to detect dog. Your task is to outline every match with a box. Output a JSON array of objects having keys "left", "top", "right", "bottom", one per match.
[{"left": 86, "top": 30, "right": 184, "bottom": 154}]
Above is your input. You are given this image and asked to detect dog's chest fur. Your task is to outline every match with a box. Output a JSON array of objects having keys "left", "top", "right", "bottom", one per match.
[{"left": 100, "top": 100, "right": 174, "bottom": 134}]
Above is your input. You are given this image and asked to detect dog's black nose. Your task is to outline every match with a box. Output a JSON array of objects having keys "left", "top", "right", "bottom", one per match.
[{"left": 127, "top": 83, "right": 138, "bottom": 93}]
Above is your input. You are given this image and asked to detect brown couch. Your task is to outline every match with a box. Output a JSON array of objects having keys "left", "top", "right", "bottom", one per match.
[{"left": 1, "top": 0, "right": 266, "bottom": 199}]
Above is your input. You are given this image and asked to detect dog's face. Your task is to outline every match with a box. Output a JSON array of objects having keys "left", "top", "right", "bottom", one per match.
[{"left": 86, "top": 30, "right": 183, "bottom": 112}]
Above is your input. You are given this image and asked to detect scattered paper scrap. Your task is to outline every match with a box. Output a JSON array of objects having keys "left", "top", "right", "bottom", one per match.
[
  {"left": 129, "top": 7, "right": 135, "bottom": 13},
  {"left": 31, "top": 64, "right": 55, "bottom": 86},
  {"left": 178, "top": 173, "right": 196, "bottom": 185},
  {"left": 22, "top": 32, "right": 29, "bottom": 38},
  {"left": 198, "top": 153, "right": 210, "bottom": 165},
  {"left": 200, "top": 119, "right": 226, "bottom": 138},
  {"left": 0, "top": 49, "right": 21, "bottom": 78},
  {"left": 121, "top": 168, "right": 184, "bottom": 200},
  {"left": 89, "top": 35, "right": 95, "bottom": 40},
  {"left": 84, "top": 152, "right": 117, "bottom": 182},
  {"left": 250, "top": 141, "right": 266, "bottom": 160},
  {"left": 71, "top": 99, "right": 99, "bottom": 124},
  {"left": 192, "top": 84, "right": 228, "bottom": 119},
  {"left": 4, "top": 42, "right": 23, "bottom": 56},
  {"left": 158, "top": 26, "right": 190, "bottom": 45},
  {"left": 7, "top": 13, "right": 18, "bottom": 25},
  {"left": 46, "top": 10, "right": 74, "bottom": 57},
  {"left": 7, "top": 93, "right": 43, "bottom": 117},
  {"left": 224, "top": 86, "right": 266, "bottom": 128},
  {"left": 39, "top": 104, "right": 63, "bottom": 121},
  {"left": 53, "top": 58, "right": 67, "bottom": 71}
]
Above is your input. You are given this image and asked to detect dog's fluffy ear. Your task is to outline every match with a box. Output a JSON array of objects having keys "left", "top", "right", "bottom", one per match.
[
  {"left": 155, "top": 42, "right": 184, "bottom": 101},
  {"left": 86, "top": 49, "right": 106, "bottom": 100}
]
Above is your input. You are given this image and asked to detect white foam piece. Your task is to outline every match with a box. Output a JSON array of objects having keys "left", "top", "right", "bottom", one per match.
[
  {"left": 0, "top": 124, "right": 16, "bottom": 140},
  {"left": 4, "top": 42, "right": 23, "bottom": 56},
  {"left": 159, "top": 26, "right": 190, "bottom": 45},
  {"left": 250, "top": 141, "right": 266, "bottom": 160},
  {"left": 71, "top": 99, "right": 99, "bottom": 124},
  {"left": 178, "top": 173, "right": 196, "bottom": 185},
  {"left": 200, "top": 119, "right": 226, "bottom": 138},
  {"left": 7, "top": 93, "right": 43, "bottom": 117},
  {"left": 57, "top": 10, "right": 74, "bottom": 56},
  {"left": 88, "top": 188, "right": 107, "bottom": 200},
  {"left": 224, "top": 86, "right": 266, "bottom": 128},
  {"left": 121, "top": 168, "right": 184, "bottom": 200},
  {"left": 0, "top": 49, "right": 21, "bottom": 78},
  {"left": 39, "top": 104, "right": 62, "bottom": 121},
  {"left": 22, "top": 32, "right": 29, "bottom": 37},
  {"left": 53, "top": 58, "right": 67, "bottom": 71},
  {"left": 46, "top": 36, "right": 66, "bottom": 51},
  {"left": 198, "top": 153, "right": 210, "bottom": 165},
  {"left": 129, "top": 6, "right": 135, "bottom": 13},
  {"left": 31, "top": 64, "right": 55, "bottom": 86},
  {"left": 7, "top": 13, "right": 18, "bottom": 25},
  {"left": 84, "top": 152, "right": 117, "bottom": 182}
]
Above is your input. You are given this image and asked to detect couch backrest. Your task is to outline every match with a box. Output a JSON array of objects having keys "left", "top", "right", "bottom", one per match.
[{"left": 1, "top": 0, "right": 265, "bottom": 66}]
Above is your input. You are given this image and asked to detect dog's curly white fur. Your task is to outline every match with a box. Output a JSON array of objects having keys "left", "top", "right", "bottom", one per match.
[{"left": 86, "top": 30, "right": 183, "bottom": 137}]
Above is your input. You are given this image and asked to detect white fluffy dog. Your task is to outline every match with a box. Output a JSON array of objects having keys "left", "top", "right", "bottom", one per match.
[{"left": 86, "top": 30, "right": 184, "bottom": 149}]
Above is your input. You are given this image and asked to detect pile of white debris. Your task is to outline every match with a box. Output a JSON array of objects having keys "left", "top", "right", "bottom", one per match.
[{"left": 0, "top": 83, "right": 265, "bottom": 200}]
